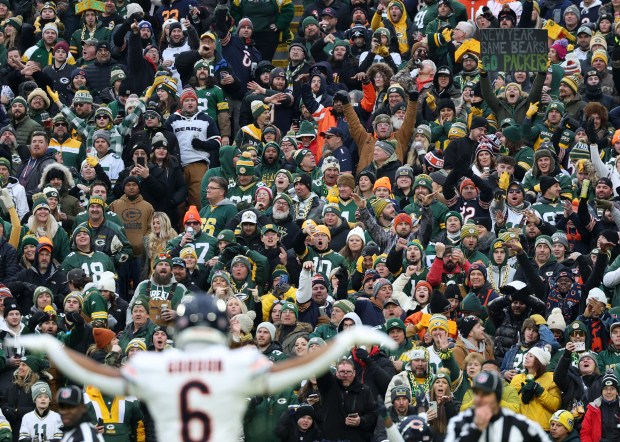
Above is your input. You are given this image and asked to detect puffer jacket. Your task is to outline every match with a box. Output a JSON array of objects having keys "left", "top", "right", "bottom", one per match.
[
  {"left": 487, "top": 294, "right": 546, "bottom": 362},
  {"left": 510, "top": 371, "right": 562, "bottom": 431},
  {"left": 480, "top": 70, "right": 545, "bottom": 123},
  {"left": 581, "top": 397, "right": 620, "bottom": 442}
]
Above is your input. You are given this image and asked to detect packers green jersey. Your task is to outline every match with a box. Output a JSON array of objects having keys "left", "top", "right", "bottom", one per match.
[
  {"left": 199, "top": 201, "right": 238, "bottom": 237},
  {"left": 299, "top": 247, "right": 344, "bottom": 276},
  {"left": 62, "top": 250, "right": 116, "bottom": 282},
  {"left": 226, "top": 180, "right": 265, "bottom": 205},
  {"left": 196, "top": 86, "right": 229, "bottom": 121}
]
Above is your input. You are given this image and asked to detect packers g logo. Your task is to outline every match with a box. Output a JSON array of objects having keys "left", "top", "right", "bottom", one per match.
[{"left": 239, "top": 167, "right": 246, "bottom": 174}]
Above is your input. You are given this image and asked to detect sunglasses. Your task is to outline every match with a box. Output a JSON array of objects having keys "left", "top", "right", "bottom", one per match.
[
  {"left": 54, "top": 123, "right": 67, "bottom": 127},
  {"left": 96, "top": 115, "right": 109, "bottom": 120},
  {"left": 144, "top": 113, "right": 158, "bottom": 120},
  {"left": 507, "top": 189, "right": 522, "bottom": 194}
]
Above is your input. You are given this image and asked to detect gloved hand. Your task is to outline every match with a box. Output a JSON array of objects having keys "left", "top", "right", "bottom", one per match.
[
  {"left": 439, "top": 27, "right": 452, "bottom": 44},
  {"left": 526, "top": 101, "right": 539, "bottom": 119},
  {"left": 86, "top": 156, "right": 98, "bottom": 167},
  {"left": 191, "top": 138, "right": 209, "bottom": 150},
  {"left": 221, "top": 242, "right": 244, "bottom": 263},
  {"left": 354, "top": 347, "right": 371, "bottom": 364},
  {"left": 561, "top": 116, "right": 579, "bottom": 131},
  {"left": 585, "top": 118, "right": 599, "bottom": 145},
  {"left": 520, "top": 378, "right": 536, "bottom": 404},
  {"left": 596, "top": 198, "right": 613, "bottom": 210},
  {"left": 0, "top": 189, "right": 14, "bottom": 211},
  {"left": 525, "top": 191, "right": 537, "bottom": 204},
  {"left": 46, "top": 86, "right": 60, "bottom": 105},
  {"left": 66, "top": 311, "right": 84, "bottom": 325},
  {"left": 408, "top": 89, "right": 419, "bottom": 101},
  {"left": 376, "top": 45, "right": 389, "bottom": 57},
  {"left": 334, "top": 90, "right": 349, "bottom": 105},
  {"left": 426, "top": 94, "right": 436, "bottom": 111},
  {"left": 498, "top": 171, "right": 510, "bottom": 190},
  {"left": 27, "top": 311, "right": 46, "bottom": 330},
  {"left": 534, "top": 382, "right": 544, "bottom": 396},
  {"left": 493, "top": 188, "right": 506, "bottom": 200},
  {"left": 334, "top": 264, "right": 349, "bottom": 285}
]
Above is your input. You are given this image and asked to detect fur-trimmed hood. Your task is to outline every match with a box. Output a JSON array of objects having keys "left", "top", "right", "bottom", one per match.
[
  {"left": 38, "top": 163, "right": 75, "bottom": 192},
  {"left": 367, "top": 62, "right": 394, "bottom": 88}
]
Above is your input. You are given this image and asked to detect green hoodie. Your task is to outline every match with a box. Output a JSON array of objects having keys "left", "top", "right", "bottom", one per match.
[
  {"left": 200, "top": 145, "right": 241, "bottom": 207},
  {"left": 256, "top": 142, "right": 282, "bottom": 188}
]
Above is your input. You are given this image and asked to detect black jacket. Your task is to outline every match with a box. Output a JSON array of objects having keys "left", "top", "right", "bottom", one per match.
[
  {"left": 112, "top": 164, "right": 170, "bottom": 213},
  {"left": 0, "top": 238, "right": 19, "bottom": 282},
  {"left": 316, "top": 371, "right": 377, "bottom": 442},
  {"left": 6, "top": 263, "right": 67, "bottom": 313},
  {"left": 83, "top": 59, "right": 127, "bottom": 96},
  {"left": 125, "top": 127, "right": 181, "bottom": 166},
  {"left": 2, "top": 382, "right": 34, "bottom": 442},
  {"left": 487, "top": 294, "right": 546, "bottom": 363},
  {"left": 352, "top": 346, "right": 397, "bottom": 400},
  {"left": 554, "top": 349, "right": 602, "bottom": 411}
]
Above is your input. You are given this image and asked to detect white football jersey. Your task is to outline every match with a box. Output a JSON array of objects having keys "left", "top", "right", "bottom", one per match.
[
  {"left": 121, "top": 345, "right": 272, "bottom": 442},
  {"left": 19, "top": 410, "right": 63, "bottom": 441}
]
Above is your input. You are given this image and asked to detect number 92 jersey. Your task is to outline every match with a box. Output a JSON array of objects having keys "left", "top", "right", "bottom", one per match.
[{"left": 120, "top": 345, "right": 272, "bottom": 442}]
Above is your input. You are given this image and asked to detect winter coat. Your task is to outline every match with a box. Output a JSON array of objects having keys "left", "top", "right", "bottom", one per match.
[
  {"left": 274, "top": 322, "right": 313, "bottom": 356},
  {"left": 0, "top": 238, "right": 19, "bottom": 283},
  {"left": 16, "top": 149, "right": 56, "bottom": 202},
  {"left": 510, "top": 372, "right": 562, "bottom": 431},
  {"left": 2, "top": 381, "right": 34, "bottom": 442},
  {"left": 553, "top": 349, "right": 602, "bottom": 411},
  {"left": 487, "top": 294, "right": 546, "bottom": 362},
  {"left": 112, "top": 164, "right": 169, "bottom": 217},
  {"left": 342, "top": 98, "right": 417, "bottom": 174},
  {"left": 316, "top": 373, "right": 377, "bottom": 442},
  {"left": 11, "top": 116, "right": 43, "bottom": 147},
  {"left": 452, "top": 335, "right": 495, "bottom": 370},
  {"left": 480, "top": 70, "right": 545, "bottom": 123},
  {"left": 275, "top": 409, "right": 322, "bottom": 442},
  {"left": 244, "top": 389, "right": 299, "bottom": 442},
  {"left": 82, "top": 59, "right": 126, "bottom": 96},
  {"left": 6, "top": 263, "right": 67, "bottom": 313},
  {"left": 125, "top": 128, "right": 181, "bottom": 167},
  {"left": 351, "top": 346, "right": 397, "bottom": 399},
  {"left": 581, "top": 397, "right": 620, "bottom": 442}
]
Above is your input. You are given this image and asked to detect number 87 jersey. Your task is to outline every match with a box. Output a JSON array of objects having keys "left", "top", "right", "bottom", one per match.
[{"left": 121, "top": 345, "right": 272, "bottom": 442}]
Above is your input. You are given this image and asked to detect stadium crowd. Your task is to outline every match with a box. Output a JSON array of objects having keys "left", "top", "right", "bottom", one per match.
[{"left": 2, "top": 0, "right": 620, "bottom": 440}]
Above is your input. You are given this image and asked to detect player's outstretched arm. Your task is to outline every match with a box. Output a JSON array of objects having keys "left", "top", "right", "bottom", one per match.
[
  {"left": 261, "top": 326, "right": 396, "bottom": 394},
  {"left": 16, "top": 334, "right": 127, "bottom": 395}
]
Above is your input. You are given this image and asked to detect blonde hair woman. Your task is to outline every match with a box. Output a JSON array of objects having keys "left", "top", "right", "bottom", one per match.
[{"left": 143, "top": 212, "right": 177, "bottom": 276}]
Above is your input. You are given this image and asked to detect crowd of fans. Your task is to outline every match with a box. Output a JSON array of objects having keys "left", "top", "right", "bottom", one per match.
[{"left": 2, "top": 0, "right": 620, "bottom": 440}]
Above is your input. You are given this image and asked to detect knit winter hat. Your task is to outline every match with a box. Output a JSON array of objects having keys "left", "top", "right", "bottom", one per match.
[
  {"left": 560, "top": 75, "right": 579, "bottom": 94},
  {"left": 371, "top": 198, "right": 391, "bottom": 218},
  {"left": 236, "top": 152, "right": 255, "bottom": 176},
  {"left": 468, "top": 262, "right": 487, "bottom": 281},
  {"left": 460, "top": 224, "right": 479, "bottom": 240},
  {"left": 413, "top": 174, "right": 433, "bottom": 192},
  {"left": 460, "top": 292, "right": 483, "bottom": 313},
  {"left": 415, "top": 124, "right": 432, "bottom": 142},
  {"left": 551, "top": 232, "right": 569, "bottom": 250},
  {"left": 528, "top": 347, "right": 551, "bottom": 366},
  {"left": 375, "top": 140, "right": 396, "bottom": 157},
  {"left": 251, "top": 100, "right": 269, "bottom": 118},
  {"left": 73, "top": 89, "right": 93, "bottom": 104},
  {"left": 602, "top": 371, "right": 619, "bottom": 391},
  {"left": 393, "top": 213, "right": 413, "bottom": 227},
  {"left": 337, "top": 173, "right": 355, "bottom": 189},
  {"left": 180, "top": 88, "right": 198, "bottom": 104},
  {"left": 110, "top": 68, "right": 126, "bottom": 86},
  {"left": 535, "top": 235, "right": 553, "bottom": 249},
  {"left": 569, "top": 142, "right": 590, "bottom": 160},
  {"left": 125, "top": 338, "right": 147, "bottom": 353},
  {"left": 333, "top": 299, "right": 355, "bottom": 314},
  {"left": 550, "top": 38, "right": 568, "bottom": 61},
  {"left": 459, "top": 315, "right": 480, "bottom": 338},
  {"left": 372, "top": 278, "right": 392, "bottom": 297},
  {"left": 547, "top": 308, "right": 566, "bottom": 332},
  {"left": 550, "top": 410, "right": 574, "bottom": 433},
  {"left": 592, "top": 49, "right": 608, "bottom": 65},
  {"left": 93, "top": 327, "right": 116, "bottom": 349},
  {"left": 31, "top": 381, "right": 51, "bottom": 401},
  {"left": 10, "top": 96, "right": 27, "bottom": 108},
  {"left": 27, "top": 88, "right": 50, "bottom": 108},
  {"left": 373, "top": 176, "right": 392, "bottom": 192},
  {"left": 257, "top": 322, "right": 276, "bottom": 340},
  {"left": 93, "top": 130, "right": 110, "bottom": 145},
  {"left": 429, "top": 290, "right": 450, "bottom": 314},
  {"left": 428, "top": 314, "right": 449, "bottom": 333},
  {"left": 32, "top": 193, "right": 50, "bottom": 213}
]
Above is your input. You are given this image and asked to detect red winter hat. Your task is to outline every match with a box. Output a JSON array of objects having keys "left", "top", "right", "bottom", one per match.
[
  {"left": 93, "top": 328, "right": 116, "bottom": 349},
  {"left": 459, "top": 178, "right": 477, "bottom": 194},
  {"left": 180, "top": 87, "right": 198, "bottom": 104},
  {"left": 393, "top": 212, "right": 413, "bottom": 227}
]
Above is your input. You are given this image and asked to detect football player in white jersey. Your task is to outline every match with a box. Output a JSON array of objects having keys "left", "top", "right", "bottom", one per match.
[{"left": 18, "top": 295, "right": 395, "bottom": 442}]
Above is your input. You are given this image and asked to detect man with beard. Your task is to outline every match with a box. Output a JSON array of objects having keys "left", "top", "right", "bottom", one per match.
[
  {"left": 75, "top": 196, "right": 132, "bottom": 268},
  {"left": 284, "top": 43, "right": 312, "bottom": 101},
  {"left": 460, "top": 225, "right": 490, "bottom": 265},
  {"left": 256, "top": 142, "right": 283, "bottom": 188},
  {"left": 48, "top": 114, "right": 85, "bottom": 170},
  {"left": 443, "top": 116, "right": 488, "bottom": 172},
  {"left": 192, "top": 60, "right": 231, "bottom": 145},
  {"left": 311, "top": 37, "right": 360, "bottom": 91},
  {"left": 6, "top": 242, "right": 67, "bottom": 312},
  {"left": 522, "top": 101, "right": 572, "bottom": 152},
  {"left": 199, "top": 176, "right": 237, "bottom": 237},
  {"left": 16, "top": 131, "right": 55, "bottom": 202},
  {"left": 234, "top": 101, "right": 271, "bottom": 149},
  {"left": 256, "top": 322, "right": 287, "bottom": 361},
  {"left": 69, "top": 7, "right": 112, "bottom": 57},
  {"left": 161, "top": 21, "right": 198, "bottom": 84},
  {"left": 128, "top": 254, "right": 187, "bottom": 326},
  {"left": 269, "top": 193, "right": 301, "bottom": 249},
  {"left": 319, "top": 156, "right": 340, "bottom": 199},
  {"left": 385, "top": 348, "right": 434, "bottom": 406},
  {"left": 292, "top": 173, "right": 324, "bottom": 225},
  {"left": 61, "top": 226, "right": 115, "bottom": 282},
  {"left": 354, "top": 193, "right": 432, "bottom": 253},
  {"left": 427, "top": 242, "right": 471, "bottom": 288},
  {"left": 404, "top": 174, "right": 449, "bottom": 240},
  {"left": 9, "top": 97, "right": 43, "bottom": 148}
]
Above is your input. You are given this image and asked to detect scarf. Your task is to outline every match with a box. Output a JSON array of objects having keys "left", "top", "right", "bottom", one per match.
[{"left": 546, "top": 283, "right": 581, "bottom": 323}]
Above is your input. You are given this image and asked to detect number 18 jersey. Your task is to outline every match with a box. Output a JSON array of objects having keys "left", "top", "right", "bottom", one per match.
[{"left": 121, "top": 345, "right": 272, "bottom": 442}]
